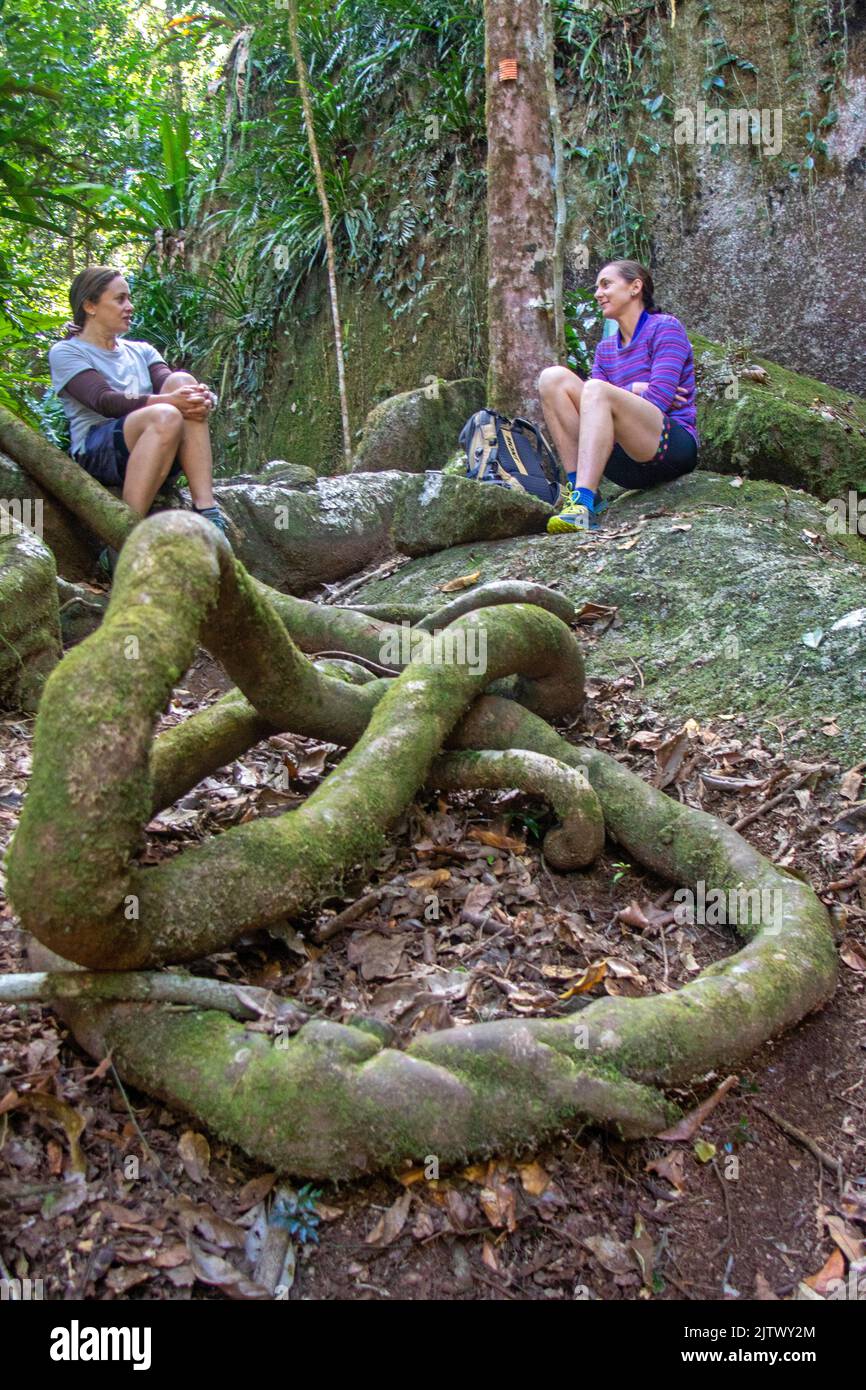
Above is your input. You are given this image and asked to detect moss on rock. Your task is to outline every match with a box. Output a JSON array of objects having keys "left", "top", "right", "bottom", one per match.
[{"left": 351, "top": 470, "right": 866, "bottom": 758}]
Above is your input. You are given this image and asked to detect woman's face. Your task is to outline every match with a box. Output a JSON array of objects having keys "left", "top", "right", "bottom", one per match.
[
  {"left": 595, "top": 265, "right": 641, "bottom": 320},
  {"left": 84, "top": 276, "right": 133, "bottom": 336}
]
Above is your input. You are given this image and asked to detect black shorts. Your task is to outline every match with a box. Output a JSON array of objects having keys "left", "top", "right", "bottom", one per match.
[
  {"left": 603, "top": 415, "right": 698, "bottom": 490},
  {"left": 73, "top": 417, "right": 183, "bottom": 490}
]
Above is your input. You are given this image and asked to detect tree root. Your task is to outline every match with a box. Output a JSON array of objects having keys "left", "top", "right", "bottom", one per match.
[
  {"left": 428, "top": 749, "right": 604, "bottom": 870},
  {"left": 1, "top": 433, "right": 839, "bottom": 1179},
  {"left": 7, "top": 512, "right": 585, "bottom": 969}
]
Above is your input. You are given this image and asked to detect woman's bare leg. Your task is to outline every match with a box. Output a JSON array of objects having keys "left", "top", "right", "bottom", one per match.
[
  {"left": 122, "top": 404, "right": 183, "bottom": 515},
  {"left": 538, "top": 366, "right": 664, "bottom": 492},
  {"left": 538, "top": 366, "right": 584, "bottom": 478},
  {"left": 158, "top": 370, "right": 215, "bottom": 509},
  {"left": 575, "top": 379, "right": 663, "bottom": 492}
]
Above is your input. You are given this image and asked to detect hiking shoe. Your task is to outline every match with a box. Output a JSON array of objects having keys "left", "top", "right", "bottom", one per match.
[
  {"left": 193, "top": 504, "right": 230, "bottom": 539},
  {"left": 97, "top": 545, "right": 118, "bottom": 580},
  {"left": 547, "top": 489, "right": 602, "bottom": 534}
]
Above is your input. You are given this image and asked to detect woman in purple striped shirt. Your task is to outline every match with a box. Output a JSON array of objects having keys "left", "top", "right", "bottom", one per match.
[{"left": 539, "top": 259, "right": 699, "bottom": 533}]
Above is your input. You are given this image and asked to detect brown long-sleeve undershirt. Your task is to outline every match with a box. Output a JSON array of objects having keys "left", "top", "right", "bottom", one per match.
[{"left": 63, "top": 361, "right": 174, "bottom": 417}]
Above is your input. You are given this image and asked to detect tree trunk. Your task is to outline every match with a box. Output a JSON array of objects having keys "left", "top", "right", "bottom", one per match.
[
  {"left": 484, "top": 0, "right": 559, "bottom": 420},
  {"left": 287, "top": 0, "right": 353, "bottom": 472}
]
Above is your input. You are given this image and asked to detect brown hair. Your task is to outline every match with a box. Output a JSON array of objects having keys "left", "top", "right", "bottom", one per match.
[
  {"left": 68, "top": 266, "right": 125, "bottom": 329},
  {"left": 604, "top": 259, "right": 661, "bottom": 314}
]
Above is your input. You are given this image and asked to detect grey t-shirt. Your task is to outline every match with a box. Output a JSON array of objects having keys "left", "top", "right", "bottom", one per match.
[{"left": 48, "top": 337, "right": 165, "bottom": 454}]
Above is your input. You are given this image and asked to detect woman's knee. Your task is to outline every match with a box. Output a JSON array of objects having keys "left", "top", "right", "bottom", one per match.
[
  {"left": 537, "top": 364, "right": 575, "bottom": 397},
  {"left": 580, "top": 378, "right": 610, "bottom": 407},
  {"left": 160, "top": 370, "right": 197, "bottom": 393},
  {"left": 141, "top": 402, "right": 184, "bottom": 440}
]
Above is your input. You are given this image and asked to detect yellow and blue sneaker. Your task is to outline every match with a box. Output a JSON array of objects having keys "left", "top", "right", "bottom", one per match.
[{"left": 547, "top": 486, "right": 604, "bottom": 534}]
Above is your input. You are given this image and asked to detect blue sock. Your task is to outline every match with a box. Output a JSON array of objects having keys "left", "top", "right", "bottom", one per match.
[
  {"left": 574, "top": 486, "right": 596, "bottom": 510},
  {"left": 567, "top": 471, "right": 576, "bottom": 489}
]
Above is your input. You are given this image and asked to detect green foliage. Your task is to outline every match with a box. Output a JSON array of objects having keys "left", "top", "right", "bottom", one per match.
[
  {"left": 557, "top": 1, "right": 668, "bottom": 262},
  {"left": 564, "top": 286, "right": 602, "bottom": 377},
  {"left": 271, "top": 1184, "right": 322, "bottom": 1244}
]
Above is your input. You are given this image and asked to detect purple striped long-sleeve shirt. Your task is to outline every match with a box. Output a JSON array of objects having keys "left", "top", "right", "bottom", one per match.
[{"left": 591, "top": 310, "right": 699, "bottom": 445}]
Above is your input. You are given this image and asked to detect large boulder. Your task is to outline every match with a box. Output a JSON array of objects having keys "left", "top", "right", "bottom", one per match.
[
  {"left": 692, "top": 334, "right": 866, "bottom": 501},
  {"left": 348, "top": 471, "right": 866, "bottom": 761},
  {"left": 0, "top": 520, "right": 62, "bottom": 710},
  {"left": 213, "top": 469, "right": 552, "bottom": 591},
  {"left": 0, "top": 450, "right": 97, "bottom": 582},
  {"left": 352, "top": 377, "right": 485, "bottom": 474}
]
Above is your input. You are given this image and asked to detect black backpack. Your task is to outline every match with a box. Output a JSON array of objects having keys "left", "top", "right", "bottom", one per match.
[{"left": 458, "top": 409, "right": 564, "bottom": 507}]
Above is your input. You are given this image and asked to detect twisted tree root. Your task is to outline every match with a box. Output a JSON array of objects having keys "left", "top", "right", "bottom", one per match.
[
  {"left": 428, "top": 750, "right": 604, "bottom": 870},
  {"left": 7, "top": 512, "right": 585, "bottom": 970},
  {"left": 2, "top": 483, "right": 838, "bottom": 1179}
]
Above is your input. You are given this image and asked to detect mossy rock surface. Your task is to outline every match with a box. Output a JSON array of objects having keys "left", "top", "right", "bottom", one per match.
[
  {"left": 0, "top": 450, "right": 97, "bottom": 582},
  {"left": 352, "top": 377, "right": 485, "bottom": 474},
  {"left": 351, "top": 471, "right": 866, "bottom": 759},
  {"left": 0, "top": 523, "right": 62, "bottom": 710},
  {"left": 214, "top": 469, "right": 551, "bottom": 591},
  {"left": 691, "top": 334, "right": 866, "bottom": 501}
]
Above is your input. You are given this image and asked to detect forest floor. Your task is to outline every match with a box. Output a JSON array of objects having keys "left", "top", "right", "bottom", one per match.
[{"left": 1, "top": 607, "right": 865, "bottom": 1303}]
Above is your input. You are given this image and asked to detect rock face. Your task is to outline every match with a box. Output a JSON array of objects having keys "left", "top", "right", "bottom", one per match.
[
  {"left": 348, "top": 471, "right": 866, "bottom": 760},
  {"left": 0, "top": 450, "right": 97, "bottom": 582},
  {"left": 213, "top": 469, "right": 552, "bottom": 591},
  {"left": 352, "top": 377, "right": 485, "bottom": 474},
  {"left": 692, "top": 336, "right": 866, "bottom": 501},
  {"left": 0, "top": 520, "right": 62, "bottom": 710}
]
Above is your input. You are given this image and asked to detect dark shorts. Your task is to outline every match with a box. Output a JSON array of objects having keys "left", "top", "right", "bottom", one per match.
[
  {"left": 603, "top": 415, "right": 698, "bottom": 490},
  {"left": 73, "top": 417, "right": 183, "bottom": 489}
]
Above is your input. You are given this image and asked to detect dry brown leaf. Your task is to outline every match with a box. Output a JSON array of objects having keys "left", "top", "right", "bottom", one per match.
[
  {"left": 582, "top": 1234, "right": 635, "bottom": 1275},
  {"left": 654, "top": 729, "right": 690, "bottom": 789},
  {"left": 236, "top": 1171, "right": 277, "bottom": 1211},
  {"left": 461, "top": 1162, "right": 491, "bottom": 1184},
  {"left": 152, "top": 1243, "right": 191, "bottom": 1270},
  {"left": 479, "top": 1178, "right": 517, "bottom": 1232},
  {"left": 482, "top": 1239, "right": 501, "bottom": 1272},
  {"left": 803, "top": 1246, "right": 845, "bottom": 1295},
  {"left": 396, "top": 1168, "right": 427, "bottom": 1187},
  {"left": 839, "top": 770, "right": 863, "bottom": 802},
  {"left": 575, "top": 601, "right": 618, "bottom": 625},
  {"left": 646, "top": 1149, "right": 687, "bottom": 1193},
  {"left": 825, "top": 1214, "right": 866, "bottom": 1263},
  {"left": 518, "top": 1161, "right": 550, "bottom": 1196},
  {"left": 346, "top": 930, "right": 408, "bottom": 981},
  {"left": 559, "top": 959, "right": 608, "bottom": 1000},
  {"left": 12, "top": 1091, "right": 87, "bottom": 1175},
  {"left": 617, "top": 535, "right": 639, "bottom": 552},
  {"left": 406, "top": 868, "right": 451, "bottom": 890},
  {"left": 178, "top": 1130, "right": 211, "bottom": 1184},
  {"left": 840, "top": 937, "right": 866, "bottom": 973},
  {"left": 366, "top": 1191, "right": 412, "bottom": 1246},
  {"left": 439, "top": 570, "right": 481, "bottom": 593},
  {"left": 467, "top": 827, "right": 525, "bottom": 852}
]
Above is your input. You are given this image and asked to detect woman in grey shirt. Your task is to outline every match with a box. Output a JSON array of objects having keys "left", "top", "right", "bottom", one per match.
[{"left": 49, "top": 266, "right": 228, "bottom": 571}]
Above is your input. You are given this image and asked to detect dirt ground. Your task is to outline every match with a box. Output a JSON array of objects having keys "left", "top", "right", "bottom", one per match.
[{"left": 1, "top": 618, "right": 865, "bottom": 1303}]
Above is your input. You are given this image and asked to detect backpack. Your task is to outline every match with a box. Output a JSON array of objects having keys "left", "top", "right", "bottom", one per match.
[{"left": 458, "top": 409, "right": 564, "bottom": 507}]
